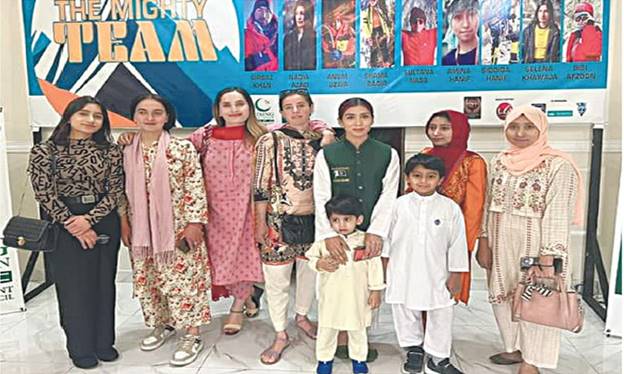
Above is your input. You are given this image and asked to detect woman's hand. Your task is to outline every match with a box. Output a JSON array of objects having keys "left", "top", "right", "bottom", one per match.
[
  {"left": 368, "top": 290, "right": 381, "bottom": 309},
  {"left": 120, "top": 216, "right": 132, "bottom": 247},
  {"left": 316, "top": 256, "right": 339, "bottom": 272},
  {"left": 255, "top": 218, "right": 270, "bottom": 248},
  {"left": 324, "top": 236, "right": 348, "bottom": 265},
  {"left": 182, "top": 223, "right": 204, "bottom": 250},
  {"left": 364, "top": 233, "right": 383, "bottom": 258},
  {"left": 476, "top": 238, "right": 492, "bottom": 270},
  {"left": 77, "top": 229, "right": 97, "bottom": 250},
  {"left": 320, "top": 130, "right": 336, "bottom": 147},
  {"left": 65, "top": 216, "right": 91, "bottom": 236},
  {"left": 117, "top": 132, "right": 136, "bottom": 146}
]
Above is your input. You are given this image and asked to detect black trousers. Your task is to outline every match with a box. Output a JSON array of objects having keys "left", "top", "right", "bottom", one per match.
[{"left": 48, "top": 202, "right": 121, "bottom": 360}]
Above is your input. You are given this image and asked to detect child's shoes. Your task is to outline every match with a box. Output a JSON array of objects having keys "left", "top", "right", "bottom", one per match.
[
  {"left": 402, "top": 346, "right": 424, "bottom": 373},
  {"left": 316, "top": 360, "right": 334, "bottom": 374},
  {"left": 352, "top": 359, "right": 369, "bottom": 373},
  {"left": 425, "top": 357, "right": 462, "bottom": 374}
]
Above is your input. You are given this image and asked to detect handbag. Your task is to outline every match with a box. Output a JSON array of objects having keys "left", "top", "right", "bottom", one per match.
[
  {"left": 2, "top": 146, "right": 60, "bottom": 252},
  {"left": 512, "top": 274, "right": 584, "bottom": 333},
  {"left": 269, "top": 132, "right": 315, "bottom": 245}
]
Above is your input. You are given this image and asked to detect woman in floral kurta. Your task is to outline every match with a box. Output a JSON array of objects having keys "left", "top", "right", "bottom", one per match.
[
  {"left": 188, "top": 87, "right": 266, "bottom": 335},
  {"left": 477, "top": 105, "right": 582, "bottom": 373},
  {"left": 421, "top": 110, "right": 487, "bottom": 304},
  {"left": 120, "top": 95, "right": 210, "bottom": 366}
]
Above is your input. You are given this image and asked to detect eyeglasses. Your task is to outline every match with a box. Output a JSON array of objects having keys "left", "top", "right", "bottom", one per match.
[
  {"left": 574, "top": 14, "right": 589, "bottom": 22},
  {"left": 415, "top": 18, "right": 425, "bottom": 25}
]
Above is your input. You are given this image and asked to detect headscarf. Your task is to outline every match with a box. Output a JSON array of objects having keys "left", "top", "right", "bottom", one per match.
[
  {"left": 501, "top": 104, "right": 584, "bottom": 225},
  {"left": 426, "top": 110, "right": 474, "bottom": 189}
]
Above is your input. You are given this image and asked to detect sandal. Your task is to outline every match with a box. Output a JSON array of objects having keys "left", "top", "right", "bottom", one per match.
[
  {"left": 244, "top": 286, "right": 264, "bottom": 318},
  {"left": 295, "top": 315, "right": 317, "bottom": 339},
  {"left": 260, "top": 335, "right": 290, "bottom": 365},
  {"left": 223, "top": 310, "right": 244, "bottom": 336}
]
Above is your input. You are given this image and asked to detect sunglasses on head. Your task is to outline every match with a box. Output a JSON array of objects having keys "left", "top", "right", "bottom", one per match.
[{"left": 279, "top": 88, "right": 310, "bottom": 97}]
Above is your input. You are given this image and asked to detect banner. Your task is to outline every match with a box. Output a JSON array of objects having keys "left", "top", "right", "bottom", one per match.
[
  {"left": 0, "top": 108, "right": 26, "bottom": 315},
  {"left": 605, "top": 163, "right": 622, "bottom": 337},
  {"left": 22, "top": 0, "right": 610, "bottom": 127}
]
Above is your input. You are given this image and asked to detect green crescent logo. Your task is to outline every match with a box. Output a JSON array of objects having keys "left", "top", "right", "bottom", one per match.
[{"left": 255, "top": 99, "right": 271, "bottom": 113}]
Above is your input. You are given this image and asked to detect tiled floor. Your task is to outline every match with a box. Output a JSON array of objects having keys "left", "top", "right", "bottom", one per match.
[{"left": 0, "top": 278, "right": 620, "bottom": 374}]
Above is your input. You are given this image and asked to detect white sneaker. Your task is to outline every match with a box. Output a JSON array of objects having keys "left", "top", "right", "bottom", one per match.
[
  {"left": 140, "top": 326, "right": 176, "bottom": 351},
  {"left": 170, "top": 334, "right": 204, "bottom": 367}
]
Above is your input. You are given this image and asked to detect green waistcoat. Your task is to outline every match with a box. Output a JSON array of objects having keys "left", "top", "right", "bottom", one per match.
[{"left": 322, "top": 138, "right": 392, "bottom": 230}]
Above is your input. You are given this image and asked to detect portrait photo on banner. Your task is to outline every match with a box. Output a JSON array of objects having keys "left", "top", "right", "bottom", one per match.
[
  {"left": 562, "top": 0, "right": 603, "bottom": 62},
  {"left": 480, "top": 0, "right": 521, "bottom": 65},
  {"left": 321, "top": 0, "right": 356, "bottom": 69},
  {"left": 401, "top": 0, "right": 437, "bottom": 66},
  {"left": 521, "top": 0, "right": 562, "bottom": 63},
  {"left": 245, "top": 0, "right": 279, "bottom": 71},
  {"left": 360, "top": 0, "right": 396, "bottom": 68},
  {"left": 283, "top": 0, "right": 317, "bottom": 70},
  {"left": 442, "top": 0, "right": 480, "bottom": 65}
]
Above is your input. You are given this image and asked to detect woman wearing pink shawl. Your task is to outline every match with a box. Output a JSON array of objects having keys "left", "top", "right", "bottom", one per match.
[
  {"left": 120, "top": 94, "right": 211, "bottom": 367},
  {"left": 477, "top": 105, "right": 583, "bottom": 373}
]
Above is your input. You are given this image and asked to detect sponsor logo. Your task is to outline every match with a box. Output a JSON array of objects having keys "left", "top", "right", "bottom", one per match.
[
  {"left": 576, "top": 102, "right": 587, "bottom": 116},
  {"left": 496, "top": 102, "right": 513, "bottom": 120},
  {"left": 463, "top": 96, "right": 482, "bottom": 119},
  {"left": 254, "top": 98, "right": 271, "bottom": 113},
  {"left": 531, "top": 103, "right": 547, "bottom": 113},
  {"left": 547, "top": 110, "right": 574, "bottom": 117}
]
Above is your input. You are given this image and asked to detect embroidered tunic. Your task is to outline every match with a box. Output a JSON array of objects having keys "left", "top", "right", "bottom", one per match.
[
  {"left": 125, "top": 137, "right": 211, "bottom": 328},
  {"left": 28, "top": 139, "right": 124, "bottom": 224},
  {"left": 188, "top": 126, "right": 264, "bottom": 288},
  {"left": 481, "top": 155, "right": 578, "bottom": 304},
  {"left": 306, "top": 230, "right": 385, "bottom": 330},
  {"left": 254, "top": 127, "right": 320, "bottom": 264},
  {"left": 383, "top": 192, "right": 469, "bottom": 310}
]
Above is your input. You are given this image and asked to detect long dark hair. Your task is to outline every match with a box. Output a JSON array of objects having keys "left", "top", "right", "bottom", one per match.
[
  {"left": 49, "top": 96, "right": 113, "bottom": 146},
  {"left": 130, "top": 93, "right": 177, "bottom": 131},
  {"left": 337, "top": 97, "right": 375, "bottom": 120},
  {"left": 532, "top": 0, "right": 555, "bottom": 27}
]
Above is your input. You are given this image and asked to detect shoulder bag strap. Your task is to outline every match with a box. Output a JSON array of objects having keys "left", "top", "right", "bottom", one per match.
[{"left": 271, "top": 131, "right": 281, "bottom": 187}]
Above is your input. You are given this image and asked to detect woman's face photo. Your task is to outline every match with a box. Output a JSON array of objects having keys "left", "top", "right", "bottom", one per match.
[
  {"left": 218, "top": 91, "right": 251, "bottom": 126},
  {"left": 254, "top": 6, "right": 272, "bottom": 26},
  {"left": 427, "top": 116, "right": 453, "bottom": 147},
  {"left": 452, "top": 9, "right": 479, "bottom": 43},
  {"left": 134, "top": 99, "right": 169, "bottom": 134},
  {"left": 295, "top": 5, "right": 306, "bottom": 28},
  {"left": 69, "top": 103, "right": 104, "bottom": 139},
  {"left": 505, "top": 115, "right": 540, "bottom": 148},
  {"left": 281, "top": 94, "right": 312, "bottom": 127},
  {"left": 339, "top": 105, "right": 373, "bottom": 139},
  {"left": 537, "top": 4, "right": 550, "bottom": 26}
]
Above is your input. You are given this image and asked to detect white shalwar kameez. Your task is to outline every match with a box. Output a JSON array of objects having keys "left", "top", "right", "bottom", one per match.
[
  {"left": 383, "top": 192, "right": 469, "bottom": 358},
  {"left": 306, "top": 230, "right": 385, "bottom": 362}
]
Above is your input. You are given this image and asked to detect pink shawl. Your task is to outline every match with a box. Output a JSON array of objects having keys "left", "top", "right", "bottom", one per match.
[
  {"left": 501, "top": 105, "right": 584, "bottom": 225},
  {"left": 123, "top": 131, "right": 176, "bottom": 264}
]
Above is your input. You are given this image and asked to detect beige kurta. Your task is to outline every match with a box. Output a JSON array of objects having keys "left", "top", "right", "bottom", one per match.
[
  {"left": 481, "top": 154, "right": 579, "bottom": 368},
  {"left": 306, "top": 230, "right": 385, "bottom": 331}
]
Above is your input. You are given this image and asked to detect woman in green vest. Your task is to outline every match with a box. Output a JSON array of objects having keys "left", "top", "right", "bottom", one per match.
[{"left": 313, "top": 97, "right": 400, "bottom": 361}]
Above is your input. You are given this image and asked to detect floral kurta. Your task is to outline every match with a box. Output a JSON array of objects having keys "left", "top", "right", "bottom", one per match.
[
  {"left": 422, "top": 148, "right": 487, "bottom": 303},
  {"left": 481, "top": 154, "right": 578, "bottom": 304},
  {"left": 188, "top": 126, "right": 263, "bottom": 290},
  {"left": 125, "top": 137, "right": 211, "bottom": 328},
  {"left": 254, "top": 128, "right": 321, "bottom": 264}
]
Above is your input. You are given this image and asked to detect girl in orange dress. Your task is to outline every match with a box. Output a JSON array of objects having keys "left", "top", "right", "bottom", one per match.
[{"left": 421, "top": 110, "right": 487, "bottom": 304}]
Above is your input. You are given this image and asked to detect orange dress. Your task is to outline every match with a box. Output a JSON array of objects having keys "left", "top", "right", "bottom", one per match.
[{"left": 422, "top": 147, "right": 487, "bottom": 303}]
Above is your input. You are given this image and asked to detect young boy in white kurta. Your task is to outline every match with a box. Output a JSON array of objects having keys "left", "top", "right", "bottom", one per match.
[
  {"left": 306, "top": 195, "right": 385, "bottom": 374},
  {"left": 383, "top": 154, "right": 468, "bottom": 374}
]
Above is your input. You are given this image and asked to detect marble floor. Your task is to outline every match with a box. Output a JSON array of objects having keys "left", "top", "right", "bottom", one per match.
[{"left": 0, "top": 277, "right": 620, "bottom": 374}]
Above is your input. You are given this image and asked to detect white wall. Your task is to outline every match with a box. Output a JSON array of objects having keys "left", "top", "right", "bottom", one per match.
[{"left": 1, "top": 1, "right": 620, "bottom": 287}]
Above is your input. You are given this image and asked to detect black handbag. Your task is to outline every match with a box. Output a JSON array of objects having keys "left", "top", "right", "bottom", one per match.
[
  {"left": 2, "top": 146, "right": 60, "bottom": 252},
  {"left": 270, "top": 132, "right": 315, "bottom": 245},
  {"left": 2, "top": 216, "right": 59, "bottom": 252}
]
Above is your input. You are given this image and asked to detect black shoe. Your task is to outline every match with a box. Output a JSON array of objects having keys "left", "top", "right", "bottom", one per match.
[
  {"left": 425, "top": 358, "right": 462, "bottom": 374},
  {"left": 96, "top": 347, "right": 119, "bottom": 362},
  {"left": 250, "top": 285, "right": 264, "bottom": 310},
  {"left": 402, "top": 346, "right": 424, "bottom": 373},
  {"left": 71, "top": 355, "right": 99, "bottom": 369}
]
